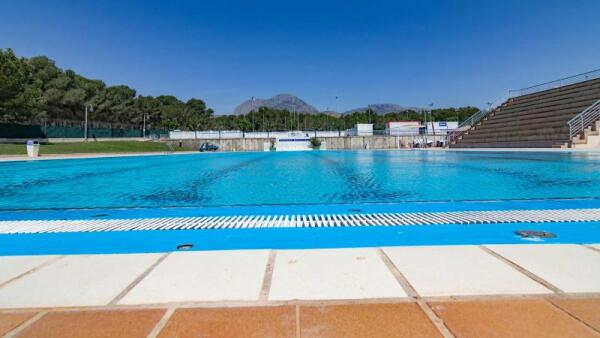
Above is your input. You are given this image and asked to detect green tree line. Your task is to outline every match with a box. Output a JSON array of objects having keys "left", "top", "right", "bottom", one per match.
[
  {"left": 0, "top": 48, "right": 212, "bottom": 130},
  {"left": 214, "top": 106, "right": 479, "bottom": 132},
  {"left": 1, "top": 48, "right": 478, "bottom": 132}
]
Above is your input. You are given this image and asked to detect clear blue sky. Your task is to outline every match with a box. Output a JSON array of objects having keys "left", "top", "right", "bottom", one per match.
[{"left": 1, "top": 0, "right": 599, "bottom": 114}]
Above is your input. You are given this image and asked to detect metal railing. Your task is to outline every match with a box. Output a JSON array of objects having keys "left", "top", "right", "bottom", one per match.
[
  {"left": 508, "top": 68, "right": 600, "bottom": 97},
  {"left": 567, "top": 98, "right": 600, "bottom": 141},
  {"left": 446, "top": 92, "right": 511, "bottom": 145}
]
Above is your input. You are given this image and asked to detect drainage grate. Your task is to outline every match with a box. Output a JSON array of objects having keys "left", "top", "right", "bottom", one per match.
[
  {"left": 515, "top": 230, "right": 557, "bottom": 239},
  {"left": 0, "top": 208, "right": 599, "bottom": 234},
  {"left": 176, "top": 243, "right": 194, "bottom": 250}
]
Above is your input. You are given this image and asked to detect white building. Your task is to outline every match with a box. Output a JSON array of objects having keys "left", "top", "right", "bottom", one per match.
[
  {"left": 274, "top": 132, "right": 312, "bottom": 151},
  {"left": 348, "top": 123, "right": 373, "bottom": 136}
]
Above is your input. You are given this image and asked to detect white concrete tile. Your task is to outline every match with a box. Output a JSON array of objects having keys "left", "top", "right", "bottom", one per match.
[
  {"left": 0, "top": 255, "right": 58, "bottom": 285},
  {"left": 383, "top": 246, "right": 550, "bottom": 297},
  {"left": 487, "top": 244, "right": 600, "bottom": 293},
  {"left": 118, "top": 250, "right": 269, "bottom": 305},
  {"left": 0, "top": 253, "right": 161, "bottom": 308},
  {"left": 269, "top": 248, "right": 407, "bottom": 301}
]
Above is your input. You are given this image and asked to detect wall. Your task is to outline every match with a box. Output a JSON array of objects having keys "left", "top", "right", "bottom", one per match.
[
  {"left": 169, "top": 130, "right": 343, "bottom": 139},
  {"left": 167, "top": 135, "right": 449, "bottom": 152}
]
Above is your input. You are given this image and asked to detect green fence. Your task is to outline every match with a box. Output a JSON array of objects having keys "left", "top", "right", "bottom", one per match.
[{"left": 0, "top": 123, "right": 167, "bottom": 139}]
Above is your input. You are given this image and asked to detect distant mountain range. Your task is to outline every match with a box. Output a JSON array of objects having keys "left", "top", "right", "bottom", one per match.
[
  {"left": 232, "top": 94, "right": 416, "bottom": 115},
  {"left": 343, "top": 103, "right": 412, "bottom": 115},
  {"left": 233, "top": 94, "right": 319, "bottom": 115}
]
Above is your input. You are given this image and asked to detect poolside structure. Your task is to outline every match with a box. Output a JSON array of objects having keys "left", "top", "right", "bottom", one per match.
[
  {"left": 274, "top": 131, "right": 312, "bottom": 151},
  {"left": 450, "top": 70, "right": 600, "bottom": 148}
]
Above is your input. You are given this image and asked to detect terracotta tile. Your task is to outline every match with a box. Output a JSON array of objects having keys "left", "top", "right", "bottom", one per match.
[
  {"left": 0, "top": 312, "right": 38, "bottom": 336},
  {"left": 20, "top": 309, "right": 165, "bottom": 338},
  {"left": 158, "top": 306, "right": 296, "bottom": 338},
  {"left": 551, "top": 298, "right": 600, "bottom": 332},
  {"left": 430, "top": 299, "right": 598, "bottom": 338},
  {"left": 299, "top": 303, "right": 441, "bottom": 338}
]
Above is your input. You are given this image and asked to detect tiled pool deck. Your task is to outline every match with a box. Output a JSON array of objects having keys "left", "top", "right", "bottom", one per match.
[{"left": 0, "top": 244, "right": 599, "bottom": 337}]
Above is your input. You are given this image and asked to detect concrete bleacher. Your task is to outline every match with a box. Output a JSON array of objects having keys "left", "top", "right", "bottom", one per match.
[{"left": 451, "top": 78, "right": 600, "bottom": 148}]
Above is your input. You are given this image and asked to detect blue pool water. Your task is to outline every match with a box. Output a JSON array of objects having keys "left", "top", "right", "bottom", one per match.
[
  {"left": 2, "top": 150, "right": 600, "bottom": 255},
  {"left": 1, "top": 150, "right": 600, "bottom": 211}
]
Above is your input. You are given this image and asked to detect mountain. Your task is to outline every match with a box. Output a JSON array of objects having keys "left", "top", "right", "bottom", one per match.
[
  {"left": 233, "top": 94, "right": 319, "bottom": 115},
  {"left": 343, "top": 103, "right": 412, "bottom": 115},
  {"left": 320, "top": 110, "right": 342, "bottom": 117}
]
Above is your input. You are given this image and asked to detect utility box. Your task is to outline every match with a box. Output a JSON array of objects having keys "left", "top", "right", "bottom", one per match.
[{"left": 26, "top": 140, "right": 40, "bottom": 157}]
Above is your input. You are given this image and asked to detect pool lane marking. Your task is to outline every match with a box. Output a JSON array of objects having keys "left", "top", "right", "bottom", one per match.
[
  {"left": 2, "top": 208, "right": 600, "bottom": 234},
  {"left": 376, "top": 248, "right": 455, "bottom": 338},
  {"left": 479, "top": 245, "right": 563, "bottom": 294},
  {"left": 108, "top": 252, "right": 171, "bottom": 306},
  {"left": 0, "top": 256, "right": 64, "bottom": 289}
]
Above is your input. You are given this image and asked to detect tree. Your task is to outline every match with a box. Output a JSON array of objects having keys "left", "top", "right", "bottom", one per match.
[
  {"left": 184, "top": 99, "right": 213, "bottom": 134},
  {"left": 1, "top": 49, "right": 481, "bottom": 131},
  {"left": 0, "top": 49, "right": 44, "bottom": 122}
]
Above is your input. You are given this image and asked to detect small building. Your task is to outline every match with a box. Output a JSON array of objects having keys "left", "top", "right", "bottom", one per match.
[
  {"left": 386, "top": 121, "right": 421, "bottom": 136},
  {"left": 274, "top": 131, "right": 311, "bottom": 151},
  {"left": 349, "top": 123, "right": 373, "bottom": 136}
]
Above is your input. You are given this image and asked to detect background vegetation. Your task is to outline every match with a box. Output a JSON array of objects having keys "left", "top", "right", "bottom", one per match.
[{"left": 1, "top": 48, "right": 478, "bottom": 132}]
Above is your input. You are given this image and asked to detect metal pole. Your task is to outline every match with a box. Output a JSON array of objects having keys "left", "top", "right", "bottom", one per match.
[
  {"left": 143, "top": 113, "right": 146, "bottom": 138},
  {"left": 423, "top": 107, "right": 427, "bottom": 147},
  {"left": 84, "top": 105, "right": 88, "bottom": 140}
]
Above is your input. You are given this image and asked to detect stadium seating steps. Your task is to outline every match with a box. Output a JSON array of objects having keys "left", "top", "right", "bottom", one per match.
[{"left": 451, "top": 78, "right": 600, "bottom": 148}]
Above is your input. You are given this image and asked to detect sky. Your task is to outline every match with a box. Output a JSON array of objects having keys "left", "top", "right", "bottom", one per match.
[{"left": 1, "top": 0, "right": 599, "bottom": 114}]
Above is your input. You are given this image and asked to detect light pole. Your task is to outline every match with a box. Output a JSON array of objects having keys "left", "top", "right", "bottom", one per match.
[
  {"left": 251, "top": 97, "right": 255, "bottom": 132},
  {"left": 84, "top": 104, "right": 93, "bottom": 141},
  {"left": 143, "top": 113, "right": 149, "bottom": 138},
  {"left": 426, "top": 103, "right": 434, "bottom": 147}
]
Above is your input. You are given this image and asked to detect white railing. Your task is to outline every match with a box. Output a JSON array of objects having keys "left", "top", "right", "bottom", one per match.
[
  {"left": 508, "top": 68, "right": 600, "bottom": 97},
  {"left": 567, "top": 98, "right": 600, "bottom": 141}
]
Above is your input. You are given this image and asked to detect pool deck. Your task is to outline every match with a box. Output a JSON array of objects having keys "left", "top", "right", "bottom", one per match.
[
  {"left": 1, "top": 244, "right": 599, "bottom": 337},
  {"left": 0, "top": 151, "right": 198, "bottom": 163}
]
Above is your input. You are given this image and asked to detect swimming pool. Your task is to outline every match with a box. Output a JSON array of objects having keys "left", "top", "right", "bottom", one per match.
[
  {"left": 1, "top": 150, "right": 600, "bottom": 254},
  {"left": 2, "top": 150, "right": 600, "bottom": 210}
]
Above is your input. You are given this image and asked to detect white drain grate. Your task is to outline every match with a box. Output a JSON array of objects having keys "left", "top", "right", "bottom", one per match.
[{"left": 1, "top": 208, "right": 600, "bottom": 234}]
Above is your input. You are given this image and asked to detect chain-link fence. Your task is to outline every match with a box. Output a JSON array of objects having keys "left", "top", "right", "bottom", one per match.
[{"left": 0, "top": 120, "right": 167, "bottom": 139}]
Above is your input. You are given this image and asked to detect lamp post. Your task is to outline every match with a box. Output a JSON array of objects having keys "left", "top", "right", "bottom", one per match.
[
  {"left": 84, "top": 104, "right": 93, "bottom": 141},
  {"left": 251, "top": 97, "right": 255, "bottom": 132},
  {"left": 423, "top": 103, "right": 433, "bottom": 147},
  {"left": 143, "top": 113, "right": 149, "bottom": 138}
]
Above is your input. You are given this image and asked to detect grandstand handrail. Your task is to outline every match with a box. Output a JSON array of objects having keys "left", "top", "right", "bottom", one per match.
[
  {"left": 508, "top": 68, "right": 600, "bottom": 97},
  {"left": 446, "top": 92, "right": 510, "bottom": 146},
  {"left": 567, "top": 98, "right": 600, "bottom": 141}
]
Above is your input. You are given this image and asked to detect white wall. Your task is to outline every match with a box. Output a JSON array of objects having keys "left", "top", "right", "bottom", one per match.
[{"left": 169, "top": 130, "right": 343, "bottom": 139}]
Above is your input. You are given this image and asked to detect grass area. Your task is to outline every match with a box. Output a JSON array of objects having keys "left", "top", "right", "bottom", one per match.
[{"left": 0, "top": 141, "right": 194, "bottom": 155}]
